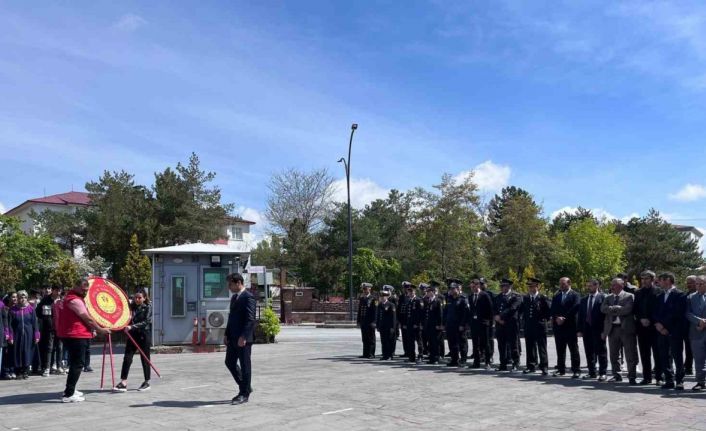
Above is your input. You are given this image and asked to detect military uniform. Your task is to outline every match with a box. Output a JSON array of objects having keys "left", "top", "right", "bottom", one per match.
[
  {"left": 376, "top": 294, "right": 397, "bottom": 360},
  {"left": 423, "top": 290, "right": 444, "bottom": 364},
  {"left": 382, "top": 285, "right": 399, "bottom": 355},
  {"left": 494, "top": 280, "right": 522, "bottom": 371},
  {"left": 356, "top": 284, "right": 377, "bottom": 358},
  {"left": 521, "top": 285, "right": 551, "bottom": 374},
  {"left": 397, "top": 288, "right": 411, "bottom": 358},
  {"left": 444, "top": 286, "right": 469, "bottom": 366}
]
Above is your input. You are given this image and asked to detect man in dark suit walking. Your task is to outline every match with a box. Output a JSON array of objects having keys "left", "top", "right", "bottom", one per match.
[
  {"left": 224, "top": 273, "right": 256, "bottom": 405},
  {"left": 634, "top": 270, "right": 661, "bottom": 385},
  {"left": 467, "top": 277, "right": 494, "bottom": 369},
  {"left": 577, "top": 279, "right": 607, "bottom": 381},
  {"left": 551, "top": 277, "right": 581, "bottom": 378}
]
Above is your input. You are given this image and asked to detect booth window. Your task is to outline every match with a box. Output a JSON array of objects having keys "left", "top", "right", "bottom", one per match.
[
  {"left": 171, "top": 276, "right": 186, "bottom": 317},
  {"left": 203, "top": 268, "right": 230, "bottom": 299}
]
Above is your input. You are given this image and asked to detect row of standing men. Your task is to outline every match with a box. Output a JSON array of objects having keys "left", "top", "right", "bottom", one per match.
[{"left": 356, "top": 271, "right": 706, "bottom": 391}]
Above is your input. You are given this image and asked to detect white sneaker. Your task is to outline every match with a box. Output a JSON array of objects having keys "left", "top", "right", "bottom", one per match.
[
  {"left": 62, "top": 393, "right": 85, "bottom": 403},
  {"left": 74, "top": 390, "right": 83, "bottom": 397}
]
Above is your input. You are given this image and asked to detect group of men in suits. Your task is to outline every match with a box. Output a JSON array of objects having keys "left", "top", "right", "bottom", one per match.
[{"left": 356, "top": 271, "right": 706, "bottom": 391}]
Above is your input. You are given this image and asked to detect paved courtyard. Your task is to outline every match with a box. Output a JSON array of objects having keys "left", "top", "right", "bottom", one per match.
[{"left": 1, "top": 327, "right": 705, "bottom": 430}]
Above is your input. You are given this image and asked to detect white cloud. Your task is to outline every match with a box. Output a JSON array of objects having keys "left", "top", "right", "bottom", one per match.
[
  {"left": 332, "top": 178, "right": 389, "bottom": 209},
  {"left": 669, "top": 183, "right": 706, "bottom": 202},
  {"left": 0, "top": 201, "right": 5, "bottom": 214},
  {"left": 237, "top": 206, "right": 266, "bottom": 243},
  {"left": 113, "top": 14, "right": 147, "bottom": 32},
  {"left": 454, "top": 160, "right": 511, "bottom": 194}
]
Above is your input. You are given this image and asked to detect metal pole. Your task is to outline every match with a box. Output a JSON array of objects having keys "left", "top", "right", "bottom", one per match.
[{"left": 347, "top": 124, "right": 357, "bottom": 321}]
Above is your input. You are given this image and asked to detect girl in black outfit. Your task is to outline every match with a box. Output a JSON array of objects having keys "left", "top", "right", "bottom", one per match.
[{"left": 114, "top": 290, "right": 152, "bottom": 392}]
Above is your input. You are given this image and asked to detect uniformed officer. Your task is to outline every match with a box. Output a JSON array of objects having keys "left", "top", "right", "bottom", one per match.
[
  {"left": 356, "top": 282, "right": 377, "bottom": 359},
  {"left": 444, "top": 278, "right": 469, "bottom": 367},
  {"left": 494, "top": 278, "right": 522, "bottom": 371},
  {"left": 381, "top": 285, "right": 398, "bottom": 355},
  {"left": 520, "top": 277, "right": 551, "bottom": 375},
  {"left": 423, "top": 283, "right": 444, "bottom": 364},
  {"left": 433, "top": 281, "right": 447, "bottom": 359},
  {"left": 399, "top": 281, "right": 416, "bottom": 361},
  {"left": 467, "top": 276, "right": 494, "bottom": 369},
  {"left": 479, "top": 277, "right": 496, "bottom": 364},
  {"left": 376, "top": 289, "right": 397, "bottom": 360}
]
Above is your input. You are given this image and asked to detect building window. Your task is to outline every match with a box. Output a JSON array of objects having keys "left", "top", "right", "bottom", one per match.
[
  {"left": 233, "top": 227, "right": 243, "bottom": 241},
  {"left": 171, "top": 276, "right": 186, "bottom": 317},
  {"left": 203, "top": 268, "right": 230, "bottom": 299}
]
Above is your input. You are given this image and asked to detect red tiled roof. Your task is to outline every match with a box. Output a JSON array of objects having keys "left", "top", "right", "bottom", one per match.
[
  {"left": 28, "top": 191, "right": 91, "bottom": 206},
  {"left": 5, "top": 191, "right": 92, "bottom": 215}
]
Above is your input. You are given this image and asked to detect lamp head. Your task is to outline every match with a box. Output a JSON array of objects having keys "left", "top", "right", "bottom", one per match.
[{"left": 351, "top": 123, "right": 358, "bottom": 130}]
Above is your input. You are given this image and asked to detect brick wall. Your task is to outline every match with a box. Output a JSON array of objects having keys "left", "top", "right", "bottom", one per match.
[{"left": 310, "top": 299, "right": 359, "bottom": 313}]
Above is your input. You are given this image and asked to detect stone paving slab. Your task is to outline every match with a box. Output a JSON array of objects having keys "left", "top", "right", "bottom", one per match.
[{"left": 1, "top": 327, "right": 705, "bottom": 430}]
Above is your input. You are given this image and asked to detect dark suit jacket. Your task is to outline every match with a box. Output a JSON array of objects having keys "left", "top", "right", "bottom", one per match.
[
  {"left": 467, "top": 291, "right": 493, "bottom": 325},
  {"left": 551, "top": 289, "right": 581, "bottom": 329},
  {"left": 653, "top": 288, "right": 688, "bottom": 336},
  {"left": 634, "top": 286, "right": 660, "bottom": 327},
  {"left": 225, "top": 289, "right": 256, "bottom": 343},
  {"left": 577, "top": 292, "right": 605, "bottom": 333}
]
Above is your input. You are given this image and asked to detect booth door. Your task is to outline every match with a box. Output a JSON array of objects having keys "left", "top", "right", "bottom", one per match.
[{"left": 163, "top": 265, "right": 199, "bottom": 344}]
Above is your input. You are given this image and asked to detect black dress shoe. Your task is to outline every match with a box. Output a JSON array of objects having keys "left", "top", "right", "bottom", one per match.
[
  {"left": 638, "top": 379, "right": 652, "bottom": 385},
  {"left": 552, "top": 371, "right": 565, "bottom": 377},
  {"left": 628, "top": 379, "right": 638, "bottom": 385},
  {"left": 495, "top": 366, "right": 508, "bottom": 372},
  {"left": 523, "top": 368, "right": 535, "bottom": 374},
  {"left": 446, "top": 362, "right": 460, "bottom": 367},
  {"left": 661, "top": 382, "right": 675, "bottom": 389},
  {"left": 571, "top": 373, "right": 580, "bottom": 379},
  {"left": 675, "top": 382, "right": 684, "bottom": 390},
  {"left": 468, "top": 363, "right": 481, "bottom": 369},
  {"left": 232, "top": 394, "right": 249, "bottom": 405},
  {"left": 608, "top": 375, "right": 623, "bottom": 383},
  {"left": 692, "top": 383, "right": 705, "bottom": 391},
  {"left": 541, "top": 369, "right": 548, "bottom": 376},
  {"left": 581, "top": 374, "right": 596, "bottom": 380}
]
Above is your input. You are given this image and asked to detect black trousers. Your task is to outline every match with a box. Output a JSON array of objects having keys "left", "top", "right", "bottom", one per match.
[
  {"left": 120, "top": 331, "right": 151, "bottom": 381},
  {"left": 470, "top": 321, "right": 491, "bottom": 365},
  {"left": 402, "top": 326, "right": 422, "bottom": 360},
  {"left": 582, "top": 325, "right": 607, "bottom": 375},
  {"left": 63, "top": 338, "right": 89, "bottom": 397},
  {"left": 446, "top": 325, "right": 461, "bottom": 363},
  {"left": 225, "top": 341, "right": 252, "bottom": 396},
  {"left": 38, "top": 330, "right": 54, "bottom": 372},
  {"left": 525, "top": 326, "right": 548, "bottom": 370},
  {"left": 439, "top": 331, "right": 446, "bottom": 357},
  {"left": 360, "top": 326, "right": 376, "bottom": 358},
  {"left": 459, "top": 329, "right": 468, "bottom": 362},
  {"left": 554, "top": 326, "right": 580, "bottom": 373},
  {"left": 51, "top": 337, "right": 63, "bottom": 369},
  {"left": 400, "top": 325, "right": 410, "bottom": 357},
  {"left": 684, "top": 333, "right": 694, "bottom": 372},
  {"left": 636, "top": 326, "right": 660, "bottom": 381},
  {"left": 425, "top": 329, "right": 442, "bottom": 362},
  {"left": 658, "top": 333, "right": 685, "bottom": 384},
  {"left": 379, "top": 328, "right": 396, "bottom": 358},
  {"left": 496, "top": 325, "right": 519, "bottom": 367}
]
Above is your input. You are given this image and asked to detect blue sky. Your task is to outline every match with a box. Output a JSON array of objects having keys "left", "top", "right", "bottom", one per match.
[{"left": 2, "top": 0, "right": 706, "bottom": 241}]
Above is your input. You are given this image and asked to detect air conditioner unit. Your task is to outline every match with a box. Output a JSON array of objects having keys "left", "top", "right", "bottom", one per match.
[{"left": 205, "top": 310, "right": 229, "bottom": 329}]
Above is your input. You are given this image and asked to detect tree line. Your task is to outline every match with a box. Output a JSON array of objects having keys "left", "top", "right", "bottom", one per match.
[
  {"left": 253, "top": 169, "right": 705, "bottom": 297},
  {"left": 0, "top": 153, "right": 234, "bottom": 293}
]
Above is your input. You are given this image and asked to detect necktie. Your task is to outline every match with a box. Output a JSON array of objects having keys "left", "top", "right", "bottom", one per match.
[
  {"left": 562, "top": 292, "right": 567, "bottom": 304},
  {"left": 473, "top": 294, "right": 477, "bottom": 305},
  {"left": 587, "top": 295, "right": 593, "bottom": 324}
]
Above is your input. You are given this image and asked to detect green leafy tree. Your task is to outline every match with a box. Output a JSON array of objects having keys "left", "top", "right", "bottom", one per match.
[
  {"left": 0, "top": 215, "right": 64, "bottom": 290},
  {"left": 31, "top": 209, "right": 88, "bottom": 256},
  {"left": 485, "top": 189, "right": 552, "bottom": 280},
  {"left": 614, "top": 209, "right": 704, "bottom": 279},
  {"left": 48, "top": 258, "right": 80, "bottom": 289},
  {"left": 0, "top": 252, "right": 21, "bottom": 293},
  {"left": 153, "top": 153, "right": 233, "bottom": 246},
  {"left": 352, "top": 248, "right": 402, "bottom": 287},
  {"left": 121, "top": 234, "right": 152, "bottom": 293},
  {"left": 549, "top": 206, "right": 598, "bottom": 234},
  {"left": 561, "top": 219, "right": 626, "bottom": 291},
  {"left": 411, "top": 173, "right": 486, "bottom": 281},
  {"left": 84, "top": 170, "right": 156, "bottom": 282}
]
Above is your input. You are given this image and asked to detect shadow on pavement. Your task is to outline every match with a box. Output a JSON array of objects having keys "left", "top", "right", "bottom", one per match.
[
  {"left": 312, "top": 355, "right": 706, "bottom": 399},
  {"left": 130, "top": 400, "right": 232, "bottom": 408},
  {"left": 0, "top": 389, "right": 105, "bottom": 405}
]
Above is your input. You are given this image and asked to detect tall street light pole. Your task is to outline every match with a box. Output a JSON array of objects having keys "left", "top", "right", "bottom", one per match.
[{"left": 338, "top": 123, "right": 358, "bottom": 321}]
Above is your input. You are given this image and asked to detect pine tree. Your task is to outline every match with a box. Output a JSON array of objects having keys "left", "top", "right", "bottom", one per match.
[{"left": 121, "top": 234, "right": 152, "bottom": 293}]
